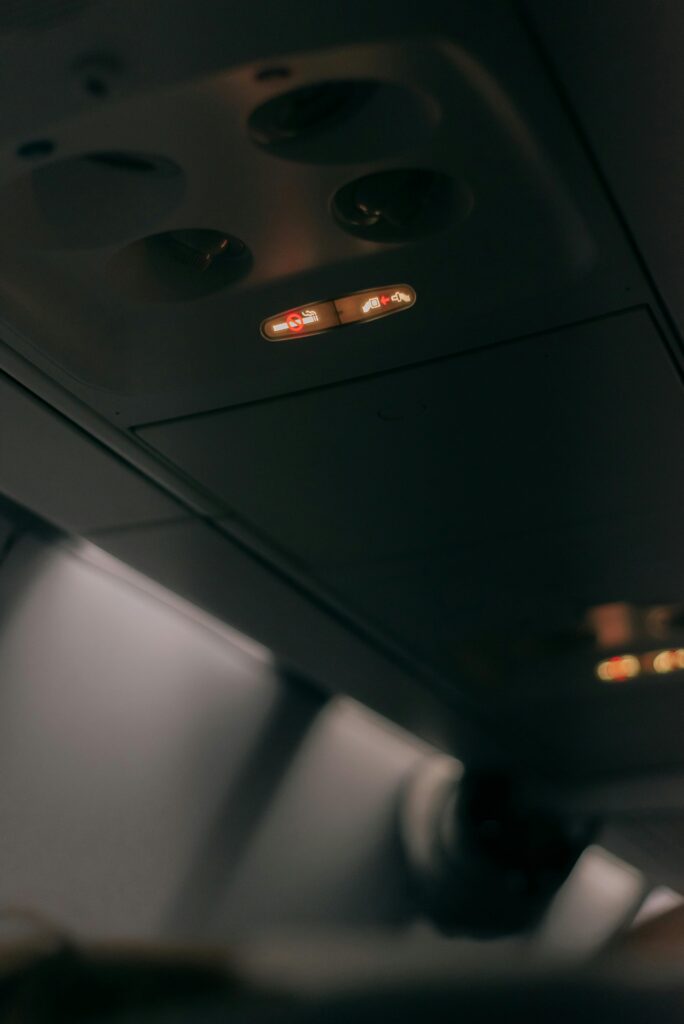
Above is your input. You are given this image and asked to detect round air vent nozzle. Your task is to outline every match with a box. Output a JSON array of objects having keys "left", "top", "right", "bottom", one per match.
[
  {"left": 332, "top": 168, "right": 470, "bottom": 243},
  {"left": 249, "top": 80, "right": 378, "bottom": 146},
  {"left": 109, "top": 228, "right": 252, "bottom": 302},
  {"left": 249, "top": 80, "right": 438, "bottom": 164}
]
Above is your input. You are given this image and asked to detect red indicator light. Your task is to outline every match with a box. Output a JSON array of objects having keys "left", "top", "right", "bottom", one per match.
[
  {"left": 380, "top": 294, "right": 390, "bottom": 305},
  {"left": 286, "top": 312, "right": 303, "bottom": 332},
  {"left": 608, "top": 656, "right": 630, "bottom": 681}
]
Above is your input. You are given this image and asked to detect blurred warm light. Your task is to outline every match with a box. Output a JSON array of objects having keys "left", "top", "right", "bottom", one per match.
[
  {"left": 586, "top": 602, "right": 684, "bottom": 651},
  {"left": 596, "top": 654, "right": 640, "bottom": 682},
  {"left": 596, "top": 648, "right": 684, "bottom": 683},
  {"left": 653, "top": 648, "right": 684, "bottom": 674},
  {"left": 587, "top": 603, "right": 634, "bottom": 650}
]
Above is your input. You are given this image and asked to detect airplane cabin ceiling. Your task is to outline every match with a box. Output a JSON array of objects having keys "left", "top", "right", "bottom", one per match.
[{"left": 0, "top": 1, "right": 683, "bottom": 792}]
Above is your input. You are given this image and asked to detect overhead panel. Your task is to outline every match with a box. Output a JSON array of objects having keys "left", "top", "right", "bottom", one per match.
[
  {"left": 0, "top": 372, "right": 182, "bottom": 533},
  {"left": 0, "top": 0, "right": 647, "bottom": 430},
  {"left": 138, "top": 309, "right": 678, "bottom": 580},
  {"left": 524, "top": 0, "right": 684, "bottom": 346},
  {"left": 136, "top": 309, "right": 684, "bottom": 775}
]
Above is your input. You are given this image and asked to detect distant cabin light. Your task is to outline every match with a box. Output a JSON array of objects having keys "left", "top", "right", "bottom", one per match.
[
  {"left": 596, "top": 648, "right": 684, "bottom": 682},
  {"left": 260, "top": 285, "right": 416, "bottom": 341},
  {"left": 653, "top": 648, "right": 684, "bottom": 674},
  {"left": 596, "top": 655, "right": 640, "bottom": 682}
]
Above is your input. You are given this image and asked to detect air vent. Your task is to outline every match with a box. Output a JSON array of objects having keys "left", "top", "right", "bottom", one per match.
[
  {"left": 332, "top": 168, "right": 469, "bottom": 242},
  {"left": 249, "top": 80, "right": 378, "bottom": 146},
  {"left": 248, "top": 80, "right": 437, "bottom": 164},
  {"left": 84, "top": 153, "right": 160, "bottom": 174},
  {"left": 109, "top": 229, "right": 252, "bottom": 302}
]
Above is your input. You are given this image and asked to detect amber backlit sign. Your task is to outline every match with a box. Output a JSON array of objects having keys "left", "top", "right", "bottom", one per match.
[
  {"left": 261, "top": 285, "right": 416, "bottom": 341},
  {"left": 596, "top": 648, "right": 684, "bottom": 682}
]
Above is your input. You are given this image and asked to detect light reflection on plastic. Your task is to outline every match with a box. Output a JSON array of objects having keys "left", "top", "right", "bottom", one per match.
[{"left": 596, "top": 648, "right": 684, "bottom": 683}]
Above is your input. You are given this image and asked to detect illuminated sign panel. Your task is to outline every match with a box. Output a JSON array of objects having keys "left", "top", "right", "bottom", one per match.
[
  {"left": 261, "top": 301, "right": 339, "bottom": 341},
  {"left": 596, "top": 648, "right": 684, "bottom": 682},
  {"left": 335, "top": 287, "right": 415, "bottom": 325},
  {"left": 261, "top": 285, "right": 416, "bottom": 341}
]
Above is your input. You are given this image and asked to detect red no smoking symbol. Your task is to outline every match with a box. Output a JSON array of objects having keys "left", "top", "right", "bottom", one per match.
[{"left": 286, "top": 312, "right": 303, "bottom": 332}]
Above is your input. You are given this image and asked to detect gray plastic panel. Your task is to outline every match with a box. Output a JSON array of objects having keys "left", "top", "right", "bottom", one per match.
[
  {"left": 525, "top": 0, "right": 684, "bottom": 345},
  {"left": 90, "top": 517, "right": 494, "bottom": 764},
  {"left": 139, "top": 308, "right": 678, "bottom": 551},
  {"left": 0, "top": 372, "right": 182, "bottom": 532}
]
